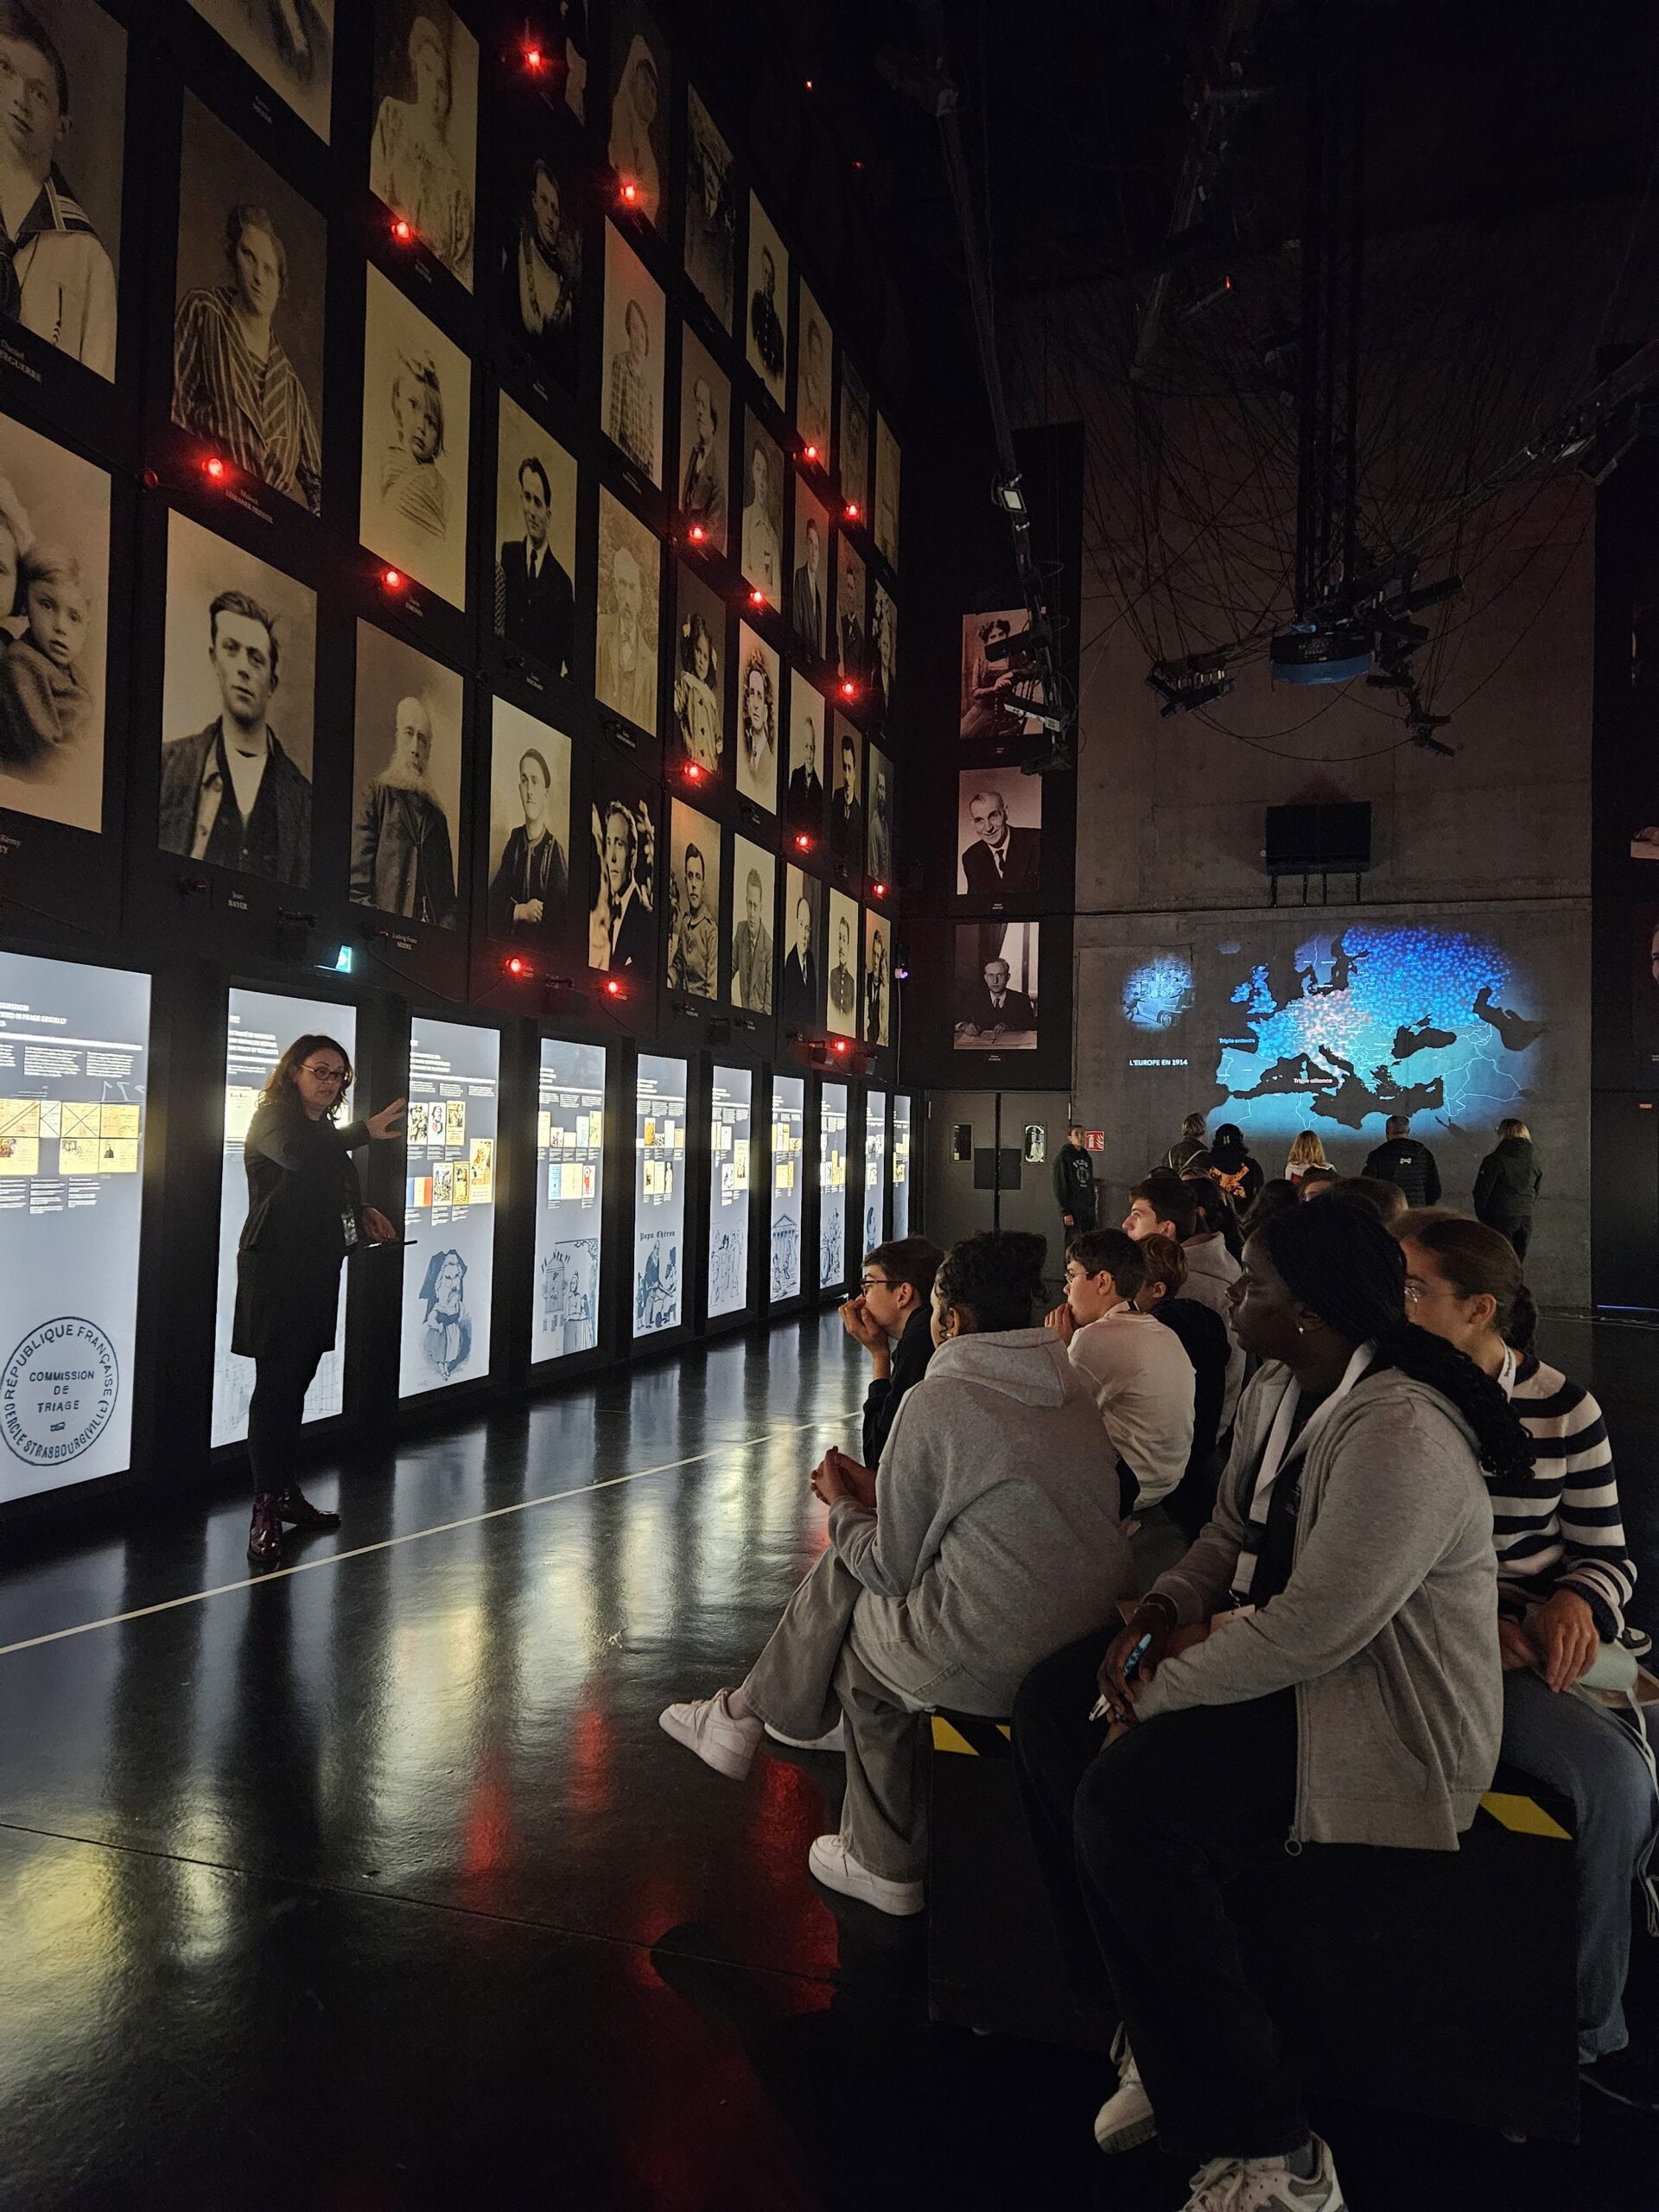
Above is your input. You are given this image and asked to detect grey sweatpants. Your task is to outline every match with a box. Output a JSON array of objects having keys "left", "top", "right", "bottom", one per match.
[{"left": 742, "top": 1549, "right": 1006, "bottom": 1882}]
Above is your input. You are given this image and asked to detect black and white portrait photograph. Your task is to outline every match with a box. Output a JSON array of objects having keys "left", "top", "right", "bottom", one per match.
[
  {"left": 678, "top": 326, "right": 728, "bottom": 553},
  {"left": 785, "top": 678, "right": 824, "bottom": 840},
  {"left": 781, "top": 862, "right": 820, "bottom": 1026},
  {"left": 666, "top": 795, "right": 720, "bottom": 1000},
  {"left": 730, "top": 833, "right": 773, "bottom": 1014},
  {"left": 158, "top": 512, "right": 314, "bottom": 884},
  {"left": 866, "top": 742, "right": 893, "bottom": 884},
  {"left": 498, "top": 126, "right": 582, "bottom": 391},
  {"left": 797, "top": 280, "right": 832, "bottom": 457},
  {"left": 370, "top": 2, "right": 477, "bottom": 288},
  {"left": 864, "top": 907, "right": 890, "bottom": 1047},
  {"left": 954, "top": 921, "right": 1039, "bottom": 1051},
  {"left": 739, "top": 409, "right": 782, "bottom": 604},
  {"left": 839, "top": 353, "right": 870, "bottom": 517},
  {"left": 558, "top": 0, "right": 587, "bottom": 121},
  {"left": 494, "top": 391, "right": 576, "bottom": 677},
  {"left": 486, "top": 695, "right": 570, "bottom": 952},
  {"left": 350, "top": 620, "right": 463, "bottom": 928},
  {"left": 671, "top": 560, "right": 724, "bottom": 776},
  {"left": 173, "top": 95, "right": 323, "bottom": 516},
  {"left": 874, "top": 411, "right": 900, "bottom": 570},
  {"left": 0, "top": 0, "right": 123, "bottom": 381},
  {"left": 873, "top": 577, "right": 897, "bottom": 721},
  {"left": 594, "top": 486, "right": 659, "bottom": 733},
  {"left": 588, "top": 764, "right": 657, "bottom": 977},
  {"left": 746, "top": 191, "right": 787, "bottom": 410},
  {"left": 607, "top": 0, "right": 666, "bottom": 229},
  {"left": 826, "top": 887, "right": 858, "bottom": 1037},
  {"left": 836, "top": 534, "right": 867, "bottom": 686},
  {"left": 957, "top": 771, "right": 1040, "bottom": 895},
  {"left": 189, "top": 0, "right": 333, "bottom": 143},
  {"left": 602, "top": 219, "right": 664, "bottom": 486},
  {"left": 791, "top": 482, "right": 829, "bottom": 660},
  {"left": 359, "top": 264, "right": 471, "bottom": 608},
  {"left": 827, "top": 712, "right": 862, "bottom": 872},
  {"left": 683, "top": 86, "right": 733, "bottom": 330},
  {"left": 959, "top": 607, "right": 1040, "bottom": 738},
  {"left": 0, "top": 404, "right": 108, "bottom": 832},
  {"left": 734, "top": 619, "right": 778, "bottom": 813}
]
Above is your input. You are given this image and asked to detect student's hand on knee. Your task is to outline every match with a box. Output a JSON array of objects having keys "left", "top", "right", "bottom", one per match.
[
  {"left": 1098, "top": 1605, "right": 1174, "bottom": 1720},
  {"left": 1497, "top": 1618, "right": 1537, "bottom": 1673}
]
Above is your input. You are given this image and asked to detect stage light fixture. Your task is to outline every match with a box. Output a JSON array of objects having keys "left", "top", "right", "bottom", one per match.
[
  {"left": 893, "top": 962, "right": 910, "bottom": 982},
  {"left": 992, "top": 476, "right": 1027, "bottom": 516}
]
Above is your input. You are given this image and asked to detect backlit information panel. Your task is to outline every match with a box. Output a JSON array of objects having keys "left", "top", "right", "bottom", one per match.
[
  {"left": 818, "top": 1079, "right": 849, "bottom": 1292},
  {"left": 213, "top": 990, "right": 356, "bottom": 1447},
  {"left": 708, "top": 1066, "right": 753, "bottom": 1318},
  {"left": 634, "top": 1054, "right": 687, "bottom": 1336},
  {"left": 892, "top": 1093, "right": 912, "bottom": 1237},
  {"left": 0, "top": 950, "right": 150, "bottom": 1500},
  {"left": 400, "top": 1019, "right": 499, "bottom": 1398},
  {"left": 862, "top": 1090, "right": 887, "bottom": 1259},
  {"left": 769, "top": 1074, "right": 804, "bottom": 1302},
  {"left": 534, "top": 1039, "right": 607, "bottom": 1362}
]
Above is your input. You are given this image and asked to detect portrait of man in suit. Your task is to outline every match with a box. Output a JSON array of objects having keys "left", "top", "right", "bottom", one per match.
[
  {"left": 787, "top": 700, "right": 823, "bottom": 834},
  {"left": 829, "top": 727, "right": 863, "bottom": 869},
  {"left": 828, "top": 909, "right": 857, "bottom": 1033},
  {"left": 731, "top": 862, "right": 772, "bottom": 1014},
  {"left": 497, "top": 454, "right": 575, "bottom": 675},
  {"left": 791, "top": 508, "right": 825, "bottom": 658},
  {"left": 782, "top": 879, "right": 817, "bottom": 1021},
  {"left": 959, "top": 784, "right": 1040, "bottom": 894},
  {"left": 957, "top": 956, "right": 1037, "bottom": 1038}
]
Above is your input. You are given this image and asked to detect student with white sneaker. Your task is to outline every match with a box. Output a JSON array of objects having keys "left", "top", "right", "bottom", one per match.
[
  {"left": 1013, "top": 1198, "right": 1530, "bottom": 2211},
  {"left": 661, "top": 1231, "right": 1132, "bottom": 1916}
]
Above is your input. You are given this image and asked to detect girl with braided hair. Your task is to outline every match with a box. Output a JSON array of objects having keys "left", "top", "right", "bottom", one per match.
[{"left": 1013, "top": 1196, "right": 1529, "bottom": 2210}]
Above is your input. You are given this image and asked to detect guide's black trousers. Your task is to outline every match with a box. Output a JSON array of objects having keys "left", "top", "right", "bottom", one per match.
[{"left": 247, "top": 1338, "right": 325, "bottom": 1498}]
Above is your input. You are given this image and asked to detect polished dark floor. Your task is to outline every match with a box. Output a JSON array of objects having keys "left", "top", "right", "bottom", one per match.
[{"left": 0, "top": 1313, "right": 1655, "bottom": 2210}]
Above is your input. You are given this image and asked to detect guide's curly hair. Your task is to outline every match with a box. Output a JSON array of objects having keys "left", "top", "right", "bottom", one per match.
[{"left": 933, "top": 1230, "right": 1049, "bottom": 1336}]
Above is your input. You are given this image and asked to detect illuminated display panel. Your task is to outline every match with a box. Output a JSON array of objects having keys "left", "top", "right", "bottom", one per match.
[
  {"left": 534, "top": 1038, "right": 607, "bottom": 1362},
  {"left": 862, "top": 1090, "right": 887, "bottom": 1259},
  {"left": 0, "top": 950, "right": 150, "bottom": 1501},
  {"left": 399, "top": 1019, "right": 499, "bottom": 1398},
  {"left": 707, "top": 1065, "right": 753, "bottom": 1318},
  {"left": 768, "top": 1074, "right": 804, "bottom": 1302},
  {"left": 634, "top": 1054, "right": 688, "bottom": 1336},
  {"left": 892, "top": 1093, "right": 912, "bottom": 1237},
  {"left": 818, "top": 1079, "right": 849, "bottom": 1292},
  {"left": 213, "top": 989, "right": 356, "bottom": 1447}
]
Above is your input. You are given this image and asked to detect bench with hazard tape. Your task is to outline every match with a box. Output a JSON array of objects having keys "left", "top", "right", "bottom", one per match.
[{"left": 927, "top": 1711, "right": 1581, "bottom": 2144}]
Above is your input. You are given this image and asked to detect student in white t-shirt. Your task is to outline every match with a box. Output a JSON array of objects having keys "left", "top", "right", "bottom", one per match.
[{"left": 1045, "top": 1227, "right": 1195, "bottom": 1520}]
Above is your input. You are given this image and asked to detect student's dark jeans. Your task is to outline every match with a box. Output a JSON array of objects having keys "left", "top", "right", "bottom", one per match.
[{"left": 1013, "top": 1635, "right": 1308, "bottom": 2164}]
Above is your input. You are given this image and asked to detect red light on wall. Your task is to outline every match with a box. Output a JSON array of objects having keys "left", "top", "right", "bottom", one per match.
[
  {"left": 603, "top": 976, "right": 625, "bottom": 999},
  {"left": 684, "top": 761, "right": 703, "bottom": 783},
  {"left": 380, "top": 566, "right": 406, "bottom": 592},
  {"left": 687, "top": 523, "right": 707, "bottom": 544},
  {"left": 803, "top": 442, "right": 819, "bottom": 463},
  {"left": 871, "top": 880, "right": 888, "bottom": 899},
  {"left": 793, "top": 831, "right": 812, "bottom": 852},
  {"left": 748, "top": 587, "right": 766, "bottom": 607},
  {"left": 391, "top": 216, "right": 414, "bottom": 244},
  {"left": 618, "top": 176, "right": 640, "bottom": 207},
  {"left": 203, "top": 454, "right": 227, "bottom": 484},
  {"left": 503, "top": 953, "right": 532, "bottom": 980},
  {"left": 839, "top": 677, "right": 857, "bottom": 699},
  {"left": 843, "top": 500, "right": 861, "bottom": 523},
  {"left": 524, "top": 44, "right": 543, "bottom": 69},
  {"left": 831, "top": 1037, "right": 849, "bottom": 1056}
]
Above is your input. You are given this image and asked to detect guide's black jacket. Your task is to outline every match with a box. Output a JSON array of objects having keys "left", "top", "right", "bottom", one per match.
[{"left": 232, "top": 1098, "right": 367, "bottom": 1361}]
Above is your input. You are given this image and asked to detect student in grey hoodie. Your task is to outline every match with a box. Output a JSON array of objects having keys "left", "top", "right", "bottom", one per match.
[
  {"left": 660, "top": 1230, "right": 1132, "bottom": 1917},
  {"left": 1013, "top": 1198, "right": 1530, "bottom": 2211}
]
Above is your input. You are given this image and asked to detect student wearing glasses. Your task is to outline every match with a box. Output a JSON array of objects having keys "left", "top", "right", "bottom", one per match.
[{"left": 234, "top": 1034, "right": 405, "bottom": 1567}]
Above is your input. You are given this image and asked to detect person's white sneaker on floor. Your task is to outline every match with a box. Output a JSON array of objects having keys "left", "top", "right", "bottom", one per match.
[
  {"left": 1181, "top": 2137, "right": 1344, "bottom": 2210},
  {"left": 806, "top": 1832, "right": 925, "bottom": 1916},
  {"left": 1094, "top": 2027, "right": 1155, "bottom": 2153},
  {"left": 658, "top": 1690, "right": 763, "bottom": 1779},
  {"left": 764, "top": 1717, "right": 847, "bottom": 1752}
]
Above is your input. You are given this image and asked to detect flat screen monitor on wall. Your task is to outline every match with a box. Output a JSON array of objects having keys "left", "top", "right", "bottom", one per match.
[
  {"left": 0, "top": 950, "right": 150, "bottom": 1503},
  {"left": 534, "top": 1039, "right": 607, "bottom": 1363},
  {"left": 708, "top": 1066, "right": 753, "bottom": 1319},
  {"left": 819, "top": 1080, "right": 849, "bottom": 1292},
  {"left": 213, "top": 989, "right": 356, "bottom": 1448},
  {"left": 634, "top": 1054, "right": 688, "bottom": 1336},
  {"left": 892, "top": 1094, "right": 912, "bottom": 1238},
  {"left": 400, "top": 1019, "right": 499, "bottom": 1398},
  {"left": 769, "top": 1074, "right": 804, "bottom": 1302},
  {"left": 862, "top": 1091, "right": 887, "bottom": 1260}
]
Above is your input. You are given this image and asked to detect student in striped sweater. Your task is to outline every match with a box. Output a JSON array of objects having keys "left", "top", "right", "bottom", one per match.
[{"left": 1398, "top": 1211, "right": 1656, "bottom": 2110}]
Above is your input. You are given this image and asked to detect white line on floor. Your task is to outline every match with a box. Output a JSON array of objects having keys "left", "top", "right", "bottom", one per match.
[{"left": 0, "top": 1406, "right": 861, "bottom": 1662}]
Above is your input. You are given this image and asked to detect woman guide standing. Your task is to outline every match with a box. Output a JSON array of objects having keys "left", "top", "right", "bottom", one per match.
[{"left": 235, "top": 1034, "right": 404, "bottom": 1566}]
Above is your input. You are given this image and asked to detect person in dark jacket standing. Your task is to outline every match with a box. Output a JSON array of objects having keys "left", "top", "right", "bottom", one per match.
[
  {"left": 1054, "top": 1122, "right": 1097, "bottom": 1241},
  {"left": 1205, "top": 1123, "right": 1262, "bottom": 1215},
  {"left": 1473, "top": 1117, "right": 1542, "bottom": 1260},
  {"left": 234, "top": 1035, "right": 404, "bottom": 1567},
  {"left": 1164, "top": 1114, "right": 1208, "bottom": 1176},
  {"left": 1363, "top": 1114, "right": 1442, "bottom": 1207}
]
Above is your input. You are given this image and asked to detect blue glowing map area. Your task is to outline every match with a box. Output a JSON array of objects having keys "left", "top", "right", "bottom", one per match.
[
  {"left": 1123, "top": 956, "right": 1196, "bottom": 1031},
  {"left": 1212, "top": 925, "right": 1546, "bottom": 1140}
]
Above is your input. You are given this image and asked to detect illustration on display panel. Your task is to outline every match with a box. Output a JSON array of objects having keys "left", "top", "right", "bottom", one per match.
[
  {"left": 0, "top": 408, "right": 111, "bottom": 835},
  {"left": 608, "top": 0, "right": 668, "bottom": 229},
  {"left": 588, "top": 762, "right": 658, "bottom": 979},
  {"left": 174, "top": 95, "right": 324, "bottom": 516},
  {"left": 678, "top": 327, "right": 728, "bottom": 553},
  {"left": 159, "top": 514, "right": 313, "bottom": 886},
  {"left": 350, "top": 621, "right": 462, "bottom": 929},
  {"left": 958, "top": 772, "right": 1040, "bottom": 896},
  {"left": 734, "top": 620, "right": 779, "bottom": 812},
  {"left": 746, "top": 194, "right": 787, "bottom": 410},
  {"left": 371, "top": 1, "right": 478, "bottom": 289},
  {"left": 594, "top": 487, "right": 658, "bottom": 732},
  {"left": 666, "top": 797, "right": 719, "bottom": 1000},
  {"left": 826, "top": 888, "right": 858, "bottom": 1038},
  {"left": 359, "top": 265, "right": 471, "bottom": 609},
  {"left": 494, "top": 391, "right": 576, "bottom": 677},
  {"left": 602, "top": 220, "right": 664, "bottom": 486},
  {"left": 683, "top": 86, "right": 734, "bottom": 330},
  {"left": 782, "top": 865, "right": 820, "bottom": 1027},
  {"left": 730, "top": 836, "right": 773, "bottom": 1014},
  {"left": 955, "top": 922, "right": 1040, "bottom": 1051},
  {"left": 189, "top": 0, "right": 333, "bottom": 143},
  {"left": 671, "top": 560, "right": 725, "bottom": 776},
  {"left": 486, "top": 696, "right": 570, "bottom": 953}
]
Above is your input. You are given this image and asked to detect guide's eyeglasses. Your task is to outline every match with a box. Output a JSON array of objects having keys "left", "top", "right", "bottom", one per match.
[{"left": 301, "top": 1064, "right": 350, "bottom": 1087}]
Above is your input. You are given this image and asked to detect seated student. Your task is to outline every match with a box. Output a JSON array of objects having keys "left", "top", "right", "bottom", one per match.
[
  {"left": 1323, "top": 1172, "right": 1408, "bottom": 1227},
  {"left": 1284, "top": 1131, "right": 1329, "bottom": 1185},
  {"left": 1397, "top": 1210, "right": 1656, "bottom": 2109},
  {"left": 1128, "top": 1176, "right": 1245, "bottom": 1427},
  {"left": 661, "top": 1231, "right": 1133, "bottom": 1917},
  {"left": 1240, "top": 1177, "right": 1298, "bottom": 1236},
  {"left": 836, "top": 1234, "right": 946, "bottom": 1468},
  {"left": 1122, "top": 1171, "right": 1194, "bottom": 1248},
  {"left": 1012, "top": 1198, "right": 1527, "bottom": 2208},
  {"left": 1043, "top": 1227, "right": 1195, "bottom": 1520},
  {"left": 1131, "top": 1233, "right": 1229, "bottom": 1542},
  {"left": 1206, "top": 1122, "right": 1263, "bottom": 1214},
  {"left": 1296, "top": 1164, "right": 1340, "bottom": 1198}
]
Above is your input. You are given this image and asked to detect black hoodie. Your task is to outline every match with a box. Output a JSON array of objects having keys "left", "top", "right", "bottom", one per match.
[{"left": 1473, "top": 1136, "right": 1541, "bottom": 1227}]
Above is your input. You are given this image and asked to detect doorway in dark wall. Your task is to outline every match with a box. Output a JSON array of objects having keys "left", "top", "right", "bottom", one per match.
[{"left": 920, "top": 1090, "right": 1075, "bottom": 1282}]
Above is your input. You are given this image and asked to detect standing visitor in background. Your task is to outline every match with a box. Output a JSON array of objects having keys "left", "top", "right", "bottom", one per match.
[
  {"left": 1473, "top": 1117, "right": 1541, "bottom": 1261},
  {"left": 1053, "top": 1120, "right": 1096, "bottom": 1243},
  {"left": 1283, "top": 1131, "right": 1328, "bottom": 1185},
  {"left": 1206, "top": 1122, "right": 1262, "bottom": 1215},
  {"left": 1364, "top": 1113, "right": 1442, "bottom": 1207},
  {"left": 1164, "top": 1113, "right": 1208, "bottom": 1175}
]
